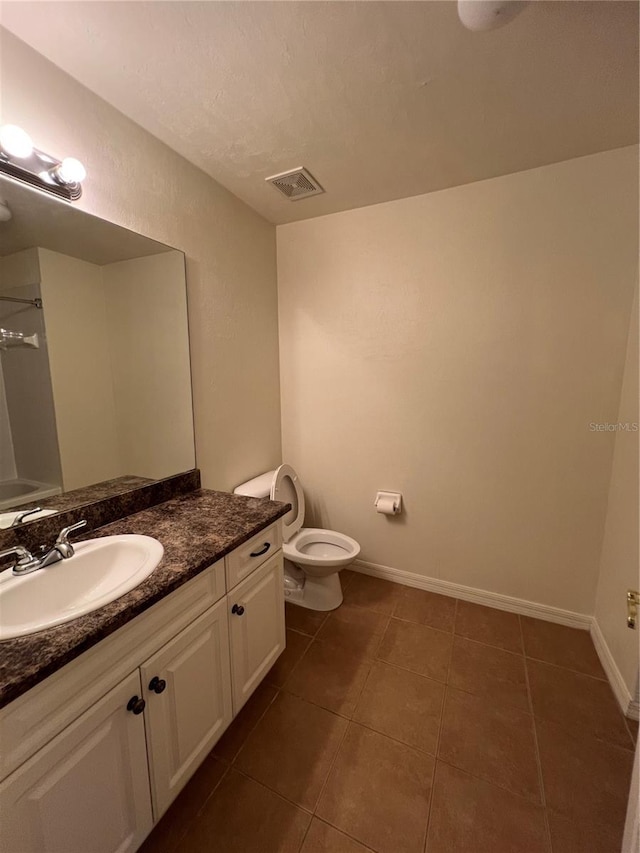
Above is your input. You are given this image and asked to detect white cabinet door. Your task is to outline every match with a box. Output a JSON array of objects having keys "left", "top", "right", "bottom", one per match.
[
  {"left": 140, "top": 598, "right": 232, "bottom": 819},
  {"left": 0, "top": 671, "right": 152, "bottom": 853},
  {"left": 229, "top": 552, "right": 285, "bottom": 713}
]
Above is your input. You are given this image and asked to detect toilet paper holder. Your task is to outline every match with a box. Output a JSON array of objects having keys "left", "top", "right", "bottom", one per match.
[{"left": 374, "top": 491, "right": 403, "bottom": 515}]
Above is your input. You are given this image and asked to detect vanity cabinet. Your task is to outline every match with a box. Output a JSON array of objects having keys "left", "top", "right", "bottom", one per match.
[
  {"left": 0, "top": 671, "right": 153, "bottom": 853},
  {"left": 0, "top": 527, "right": 285, "bottom": 853},
  {"left": 229, "top": 552, "right": 286, "bottom": 712}
]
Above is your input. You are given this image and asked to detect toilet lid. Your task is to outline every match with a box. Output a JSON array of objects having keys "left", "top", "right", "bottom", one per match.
[{"left": 271, "top": 464, "right": 305, "bottom": 543}]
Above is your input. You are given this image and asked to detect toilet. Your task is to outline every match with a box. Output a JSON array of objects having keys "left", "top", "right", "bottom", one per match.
[{"left": 234, "top": 464, "right": 360, "bottom": 611}]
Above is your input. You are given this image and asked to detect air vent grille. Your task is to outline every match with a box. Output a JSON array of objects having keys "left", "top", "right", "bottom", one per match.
[{"left": 266, "top": 167, "right": 324, "bottom": 201}]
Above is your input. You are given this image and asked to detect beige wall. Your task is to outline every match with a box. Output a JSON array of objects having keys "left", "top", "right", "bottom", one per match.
[
  {"left": 38, "top": 248, "right": 122, "bottom": 490},
  {"left": 595, "top": 284, "right": 639, "bottom": 698},
  {"left": 1, "top": 29, "right": 282, "bottom": 492},
  {"left": 277, "top": 147, "right": 638, "bottom": 614},
  {"left": 103, "top": 251, "right": 194, "bottom": 480}
]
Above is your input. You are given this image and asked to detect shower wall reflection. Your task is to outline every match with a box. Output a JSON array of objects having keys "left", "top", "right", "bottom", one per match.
[{"left": 0, "top": 256, "right": 61, "bottom": 509}]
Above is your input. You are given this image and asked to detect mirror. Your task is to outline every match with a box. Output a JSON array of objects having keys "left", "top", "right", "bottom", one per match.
[{"left": 0, "top": 176, "right": 195, "bottom": 527}]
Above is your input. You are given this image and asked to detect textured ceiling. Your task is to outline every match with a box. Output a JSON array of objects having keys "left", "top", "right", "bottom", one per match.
[{"left": 1, "top": 1, "right": 638, "bottom": 224}]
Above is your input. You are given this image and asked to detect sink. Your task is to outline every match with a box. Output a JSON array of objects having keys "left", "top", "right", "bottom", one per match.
[{"left": 0, "top": 535, "right": 164, "bottom": 640}]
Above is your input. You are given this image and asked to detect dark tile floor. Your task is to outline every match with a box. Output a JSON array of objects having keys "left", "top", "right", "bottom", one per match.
[{"left": 141, "top": 571, "right": 637, "bottom": 853}]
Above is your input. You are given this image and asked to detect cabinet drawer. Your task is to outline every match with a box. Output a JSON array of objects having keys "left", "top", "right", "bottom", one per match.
[{"left": 225, "top": 522, "right": 281, "bottom": 590}]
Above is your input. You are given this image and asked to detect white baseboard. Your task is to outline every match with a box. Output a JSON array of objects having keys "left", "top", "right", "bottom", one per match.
[
  {"left": 352, "top": 558, "right": 591, "bottom": 629},
  {"left": 352, "top": 558, "right": 640, "bottom": 720},
  {"left": 590, "top": 619, "right": 639, "bottom": 721}
]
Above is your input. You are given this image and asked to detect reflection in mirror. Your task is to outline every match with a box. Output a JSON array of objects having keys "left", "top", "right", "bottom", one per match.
[{"left": 0, "top": 177, "right": 195, "bottom": 527}]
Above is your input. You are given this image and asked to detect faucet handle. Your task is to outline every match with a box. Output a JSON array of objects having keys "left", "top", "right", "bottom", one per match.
[
  {"left": 11, "top": 506, "right": 42, "bottom": 527},
  {"left": 55, "top": 520, "right": 87, "bottom": 557},
  {"left": 0, "top": 545, "right": 35, "bottom": 571}
]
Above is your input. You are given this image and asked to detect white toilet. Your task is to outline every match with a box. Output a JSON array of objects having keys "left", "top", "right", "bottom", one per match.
[{"left": 234, "top": 464, "right": 360, "bottom": 611}]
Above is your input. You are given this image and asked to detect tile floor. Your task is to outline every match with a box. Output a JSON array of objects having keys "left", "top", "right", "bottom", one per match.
[{"left": 141, "top": 571, "right": 638, "bottom": 853}]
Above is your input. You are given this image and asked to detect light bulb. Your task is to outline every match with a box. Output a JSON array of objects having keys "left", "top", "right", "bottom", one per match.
[
  {"left": 55, "top": 157, "right": 87, "bottom": 185},
  {"left": 457, "top": 1, "right": 529, "bottom": 31},
  {"left": 0, "top": 125, "right": 34, "bottom": 159}
]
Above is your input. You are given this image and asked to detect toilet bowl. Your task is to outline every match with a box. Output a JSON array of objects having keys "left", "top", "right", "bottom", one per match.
[{"left": 233, "top": 464, "right": 360, "bottom": 611}]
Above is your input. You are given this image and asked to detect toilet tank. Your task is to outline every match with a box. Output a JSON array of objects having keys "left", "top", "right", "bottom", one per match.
[{"left": 233, "top": 470, "right": 276, "bottom": 499}]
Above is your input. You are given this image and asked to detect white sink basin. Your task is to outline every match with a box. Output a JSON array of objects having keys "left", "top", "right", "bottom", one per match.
[{"left": 0, "top": 535, "right": 164, "bottom": 640}]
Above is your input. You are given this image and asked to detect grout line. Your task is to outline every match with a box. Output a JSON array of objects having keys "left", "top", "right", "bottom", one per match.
[
  {"left": 389, "top": 612, "right": 457, "bottom": 635},
  {"left": 295, "top": 809, "right": 314, "bottom": 853},
  {"left": 452, "top": 631, "right": 525, "bottom": 657},
  {"left": 311, "top": 816, "right": 378, "bottom": 852},
  {"left": 524, "top": 653, "right": 610, "bottom": 683},
  {"left": 160, "top": 759, "right": 233, "bottom": 851},
  {"left": 364, "top": 655, "right": 450, "bottom": 689},
  {"left": 424, "top": 598, "right": 457, "bottom": 851},
  {"left": 445, "top": 599, "right": 457, "bottom": 684},
  {"left": 521, "top": 616, "right": 553, "bottom": 853},
  {"left": 372, "top": 609, "right": 394, "bottom": 661},
  {"left": 312, "top": 609, "right": 383, "bottom": 813},
  {"left": 310, "top": 719, "right": 353, "bottom": 820},
  {"left": 308, "top": 612, "right": 397, "bottom": 838},
  {"left": 374, "top": 644, "right": 451, "bottom": 685},
  {"left": 225, "top": 683, "right": 282, "bottom": 766},
  {"left": 422, "top": 603, "right": 452, "bottom": 853},
  {"left": 192, "top": 759, "right": 231, "bottom": 818},
  {"left": 232, "top": 765, "right": 315, "bottom": 817},
  {"left": 285, "top": 625, "right": 318, "bottom": 639},
  {"left": 350, "top": 653, "right": 377, "bottom": 723},
  {"left": 523, "top": 644, "right": 636, "bottom": 753},
  {"left": 346, "top": 710, "right": 439, "bottom": 759},
  {"left": 274, "top": 630, "right": 314, "bottom": 692},
  {"left": 434, "top": 756, "right": 547, "bottom": 809},
  {"left": 529, "top": 708, "right": 637, "bottom": 754}
]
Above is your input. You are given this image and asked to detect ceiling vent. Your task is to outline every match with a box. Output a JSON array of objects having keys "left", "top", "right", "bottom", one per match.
[{"left": 265, "top": 167, "right": 324, "bottom": 201}]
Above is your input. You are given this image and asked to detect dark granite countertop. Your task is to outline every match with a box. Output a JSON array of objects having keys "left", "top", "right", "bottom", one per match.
[
  {"left": 0, "top": 489, "right": 289, "bottom": 709},
  {"left": 10, "top": 475, "right": 154, "bottom": 515}
]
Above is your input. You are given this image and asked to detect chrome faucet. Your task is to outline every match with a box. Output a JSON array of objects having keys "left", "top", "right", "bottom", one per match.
[
  {"left": 0, "top": 520, "right": 87, "bottom": 576},
  {"left": 10, "top": 506, "right": 42, "bottom": 527}
]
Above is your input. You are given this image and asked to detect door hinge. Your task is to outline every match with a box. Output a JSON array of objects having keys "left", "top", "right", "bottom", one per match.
[{"left": 627, "top": 590, "right": 640, "bottom": 629}]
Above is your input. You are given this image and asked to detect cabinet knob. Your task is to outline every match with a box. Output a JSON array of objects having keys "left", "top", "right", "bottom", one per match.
[
  {"left": 232, "top": 603, "right": 245, "bottom": 616},
  {"left": 126, "top": 695, "right": 146, "bottom": 715},
  {"left": 250, "top": 542, "right": 270, "bottom": 558},
  {"left": 148, "top": 676, "right": 167, "bottom": 694}
]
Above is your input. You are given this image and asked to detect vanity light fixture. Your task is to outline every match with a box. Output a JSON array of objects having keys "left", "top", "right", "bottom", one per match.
[{"left": 0, "top": 124, "right": 86, "bottom": 202}]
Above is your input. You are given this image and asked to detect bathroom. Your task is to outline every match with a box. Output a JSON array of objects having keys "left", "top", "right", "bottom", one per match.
[{"left": 0, "top": 1, "right": 638, "bottom": 852}]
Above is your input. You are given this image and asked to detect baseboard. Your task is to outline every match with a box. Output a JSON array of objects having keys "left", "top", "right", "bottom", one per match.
[
  {"left": 590, "top": 619, "right": 639, "bottom": 721},
  {"left": 352, "top": 559, "right": 592, "bottom": 629}
]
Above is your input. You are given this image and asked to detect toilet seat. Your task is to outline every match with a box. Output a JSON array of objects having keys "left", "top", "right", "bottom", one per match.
[
  {"left": 283, "top": 528, "right": 360, "bottom": 569},
  {"left": 270, "top": 464, "right": 305, "bottom": 543}
]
